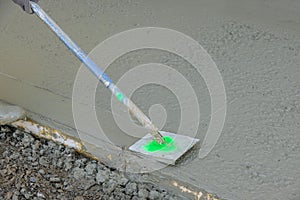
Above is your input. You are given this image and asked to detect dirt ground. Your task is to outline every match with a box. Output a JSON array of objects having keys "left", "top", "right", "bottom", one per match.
[{"left": 0, "top": 125, "right": 179, "bottom": 200}]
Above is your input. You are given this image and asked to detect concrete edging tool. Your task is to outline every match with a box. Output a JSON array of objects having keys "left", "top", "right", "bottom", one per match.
[{"left": 30, "top": 2, "right": 199, "bottom": 164}]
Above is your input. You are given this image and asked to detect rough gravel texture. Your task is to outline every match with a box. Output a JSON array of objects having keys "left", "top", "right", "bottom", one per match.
[{"left": 0, "top": 125, "right": 181, "bottom": 200}]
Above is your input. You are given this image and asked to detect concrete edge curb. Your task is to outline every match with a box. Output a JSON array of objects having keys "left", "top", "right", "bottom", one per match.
[{"left": 0, "top": 100, "right": 26, "bottom": 125}]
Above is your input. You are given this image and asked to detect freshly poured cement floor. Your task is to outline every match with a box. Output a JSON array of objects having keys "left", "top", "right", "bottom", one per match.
[{"left": 1, "top": 0, "right": 300, "bottom": 199}]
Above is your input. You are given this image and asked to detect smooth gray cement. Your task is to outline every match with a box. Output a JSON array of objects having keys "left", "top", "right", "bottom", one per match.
[{"left": 1, "top": 0, "right": 300, "bottom": 199}]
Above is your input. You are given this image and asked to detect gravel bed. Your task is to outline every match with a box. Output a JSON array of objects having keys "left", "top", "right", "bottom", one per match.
[{"left": 0, "top": 125, "right": 180, "bottom": 200}]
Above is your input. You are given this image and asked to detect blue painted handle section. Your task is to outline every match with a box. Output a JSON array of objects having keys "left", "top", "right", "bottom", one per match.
[{"left": 30, "top": 2, "right": 113, "bottom": 88}]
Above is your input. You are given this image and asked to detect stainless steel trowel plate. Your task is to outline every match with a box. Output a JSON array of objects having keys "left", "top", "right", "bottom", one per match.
[{"left": 129, "top": 131, "right": 199, "bottom": 165}]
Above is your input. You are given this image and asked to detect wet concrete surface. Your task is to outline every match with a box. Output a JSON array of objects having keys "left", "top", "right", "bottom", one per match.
[{"left": 1, "top": 0, "right": 300, "bottom": 199}]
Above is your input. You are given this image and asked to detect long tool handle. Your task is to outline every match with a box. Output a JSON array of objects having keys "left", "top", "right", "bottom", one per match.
[{"left": 30, "top": 2, "right": 164, "bottom": 144}]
